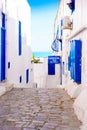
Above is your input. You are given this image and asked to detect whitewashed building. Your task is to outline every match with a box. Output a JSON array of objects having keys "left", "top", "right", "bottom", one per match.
[
  {"left": 0, "top": 0, "right": 33, "bottom": 88},
  {"left": 54, "top": 0, "right": 87, "bottom": 125}
]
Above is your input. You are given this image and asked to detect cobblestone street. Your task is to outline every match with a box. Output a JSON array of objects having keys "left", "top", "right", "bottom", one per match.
[{"left": 0, "top": 88, "right": 81, "bottom": 130}]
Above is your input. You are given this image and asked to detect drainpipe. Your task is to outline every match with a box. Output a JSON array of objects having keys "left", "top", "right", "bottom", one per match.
[{"left": 67, "top": 25, "right": 87, "bottom": 40}]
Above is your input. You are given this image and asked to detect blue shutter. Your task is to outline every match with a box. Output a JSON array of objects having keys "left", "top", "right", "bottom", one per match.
[
  {"left": 70, "top": 40, "right": 82, "bottom": 83},
  {"left": 74, "top": 40, "right": 81, "bottom": 83}
]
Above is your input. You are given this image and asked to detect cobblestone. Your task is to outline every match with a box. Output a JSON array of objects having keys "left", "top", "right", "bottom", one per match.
[{"left": 0, "top": 88, "right": 81, "bottom": 130}]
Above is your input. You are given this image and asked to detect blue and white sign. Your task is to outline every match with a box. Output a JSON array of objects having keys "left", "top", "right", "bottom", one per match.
[{"left": 48, "top": 56, "right": 60, "bottom": 64}]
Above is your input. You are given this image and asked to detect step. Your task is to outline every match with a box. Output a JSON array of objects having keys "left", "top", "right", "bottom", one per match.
[{"left": 0, "top": 82, "right": 14, "bottom": 96}]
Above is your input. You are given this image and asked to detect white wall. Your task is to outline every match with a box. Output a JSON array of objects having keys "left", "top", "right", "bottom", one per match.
[
  {"left": 33, "top": 58, "right": 47, "bottom": 88},
  {"left": 46, "top": 64, "right": 60, "bottom": 88},
  {"left": 33, "top": 57, "right": 60, "bottom": 88},
  {"left": 4, "top": 0, "right": 33, "bottom": 87},
  {"left": 56, "top": 0, "right": 87, "bottom": 124},
  {"left": 67, "top": 0, "right": 87, "bottom": 91}
]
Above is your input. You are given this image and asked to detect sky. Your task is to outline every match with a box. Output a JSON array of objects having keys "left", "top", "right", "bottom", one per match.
[{"left": 27, "top": 0, "right": 60, "bottom": 52}]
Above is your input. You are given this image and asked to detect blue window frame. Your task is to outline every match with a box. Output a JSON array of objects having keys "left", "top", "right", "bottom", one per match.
[
  {"left": 8, "top": 62, "right": 10, "bottom": 69},
  {"left": 19, "top": 76, "right": 22, "bottom": 83},
  {"left": 18, "top": 21, "right": 22, "bottom": 55},
  {"left": 26, "top": 69, "right": 29, "bottom": 83}
]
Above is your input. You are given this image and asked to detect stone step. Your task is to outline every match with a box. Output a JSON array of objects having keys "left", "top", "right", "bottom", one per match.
[{"left": 0, "top": 82, "right": 14, "bottom": 96}]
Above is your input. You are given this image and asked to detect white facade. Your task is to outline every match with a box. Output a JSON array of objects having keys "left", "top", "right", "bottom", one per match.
[
  {"left": 0, "top": 0, "right": 33, "bottom": 87},
  {"left": 33, "top": 58, "right": 47, "bottom": 88},
  {"left": 55, "top": 0, "right": 87, "bottom": 125},
  {"left": 33, "top": 57, "right": 60, "bottom": 88}
]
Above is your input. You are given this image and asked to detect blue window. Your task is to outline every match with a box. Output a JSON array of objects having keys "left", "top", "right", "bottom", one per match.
[
  {"left": 19, "top": 76, "right": 22, "bottom": 83},
  {"left": 18, "top": 21, "right": 22, "bottom": 55},
  {"left": 26, "top": 69, "right": 29, "bottom": 83},
  {"left": 8, "top": 62, "right": 10, "bottom": 69},
  {"left": 67, "top": 0, "right": 75, "bottom": 14}
]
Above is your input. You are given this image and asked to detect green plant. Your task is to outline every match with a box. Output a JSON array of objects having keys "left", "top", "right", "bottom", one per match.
[{"left": 31, "top": 54, "right": 40, "bottom": 63}]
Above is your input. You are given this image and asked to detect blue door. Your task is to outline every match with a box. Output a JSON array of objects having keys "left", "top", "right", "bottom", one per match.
[
  {"left": 48, "top": 56, "right": 60, "bottom": 75},
  {"left": 69, "top": 40, "right": 82, "bottom": 83},
  {"left": 1, "top": 28, "right": 6, "bottom": 81},
  {"left": 48, "top": 63, "right": 55, "bottom": 75}
]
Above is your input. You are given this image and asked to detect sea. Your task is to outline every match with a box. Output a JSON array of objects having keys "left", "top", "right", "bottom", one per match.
[{"left": 33, "top": 51, "right": 53, "bottom": 58}]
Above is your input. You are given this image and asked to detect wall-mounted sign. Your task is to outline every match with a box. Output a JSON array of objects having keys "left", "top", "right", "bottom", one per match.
[{"left": 48, "top": 56, "right": 60, "bottom": 64}]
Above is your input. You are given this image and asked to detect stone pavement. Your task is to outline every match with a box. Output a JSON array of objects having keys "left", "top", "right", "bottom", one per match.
[{"left": 0, "top": 88, "right": 81, "bottom": 130}]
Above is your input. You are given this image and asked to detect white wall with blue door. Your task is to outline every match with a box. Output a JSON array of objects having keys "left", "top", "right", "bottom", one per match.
[{"left": 0, "top": 0, "right": 33, "bottom": 87}]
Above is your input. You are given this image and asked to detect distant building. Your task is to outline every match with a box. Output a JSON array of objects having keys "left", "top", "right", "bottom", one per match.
[
  {"left": 54, "top": 0, "right": 87, "bottom": 125},
  {"left": 0, "top": 0, "right": 33, "bottom": 87}
]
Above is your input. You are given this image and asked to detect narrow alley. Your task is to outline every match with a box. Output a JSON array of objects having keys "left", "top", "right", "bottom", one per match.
[{"left": 0, "top": 88, "right": 81, "bottom": 130}]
